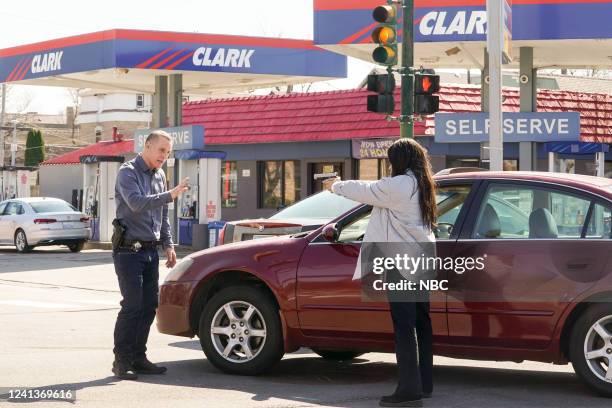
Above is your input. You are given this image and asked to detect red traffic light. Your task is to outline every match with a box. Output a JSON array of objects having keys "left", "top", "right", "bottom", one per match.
[{"left": 415, "top": 74, "right": 440, "bottom": 94}]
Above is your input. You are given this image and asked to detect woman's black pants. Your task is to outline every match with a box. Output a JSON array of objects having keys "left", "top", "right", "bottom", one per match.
[{"left": 388, "top": 297, "right": 434, "bottom": 398}]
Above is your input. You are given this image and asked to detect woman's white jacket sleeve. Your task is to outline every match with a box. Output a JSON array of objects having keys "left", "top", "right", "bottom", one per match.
[{"left": 331, "top": 178, "right": 400, "bottom": 209}]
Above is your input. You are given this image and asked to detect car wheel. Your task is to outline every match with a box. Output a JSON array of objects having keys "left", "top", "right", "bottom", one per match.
[
  {"left": 14, "top": 229, "right": 33, "bottom": 253},
  {"left": 312, "top": 349, "right": 365, "bottom": 361},
  {"left": 68, "top": 241, "right": 85, "bottom": 253},
  {"left": 198, "top": 285, "right": 284, "bottom": 375},
  {"left": 569, "top": 303, "right": 612, "bottom": 396}
]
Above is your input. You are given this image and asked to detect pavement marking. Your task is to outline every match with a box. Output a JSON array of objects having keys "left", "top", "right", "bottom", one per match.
[{"left": 0, "top": 278, "right": 119, "bottom": 293}]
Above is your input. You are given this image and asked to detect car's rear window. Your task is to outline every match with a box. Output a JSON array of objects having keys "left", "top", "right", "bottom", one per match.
[
  {"left": 30, "top": 201, "right": 77, "bottom": 213},
  {"left": 270, "top": 191, "right": 358, "bottom": 221}
]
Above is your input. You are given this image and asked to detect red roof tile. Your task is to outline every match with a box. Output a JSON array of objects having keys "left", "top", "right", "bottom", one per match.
[
  {"left": 43, "top": 84, "right": 612, "bottom": 166},
  {"left": 183, "top": 85, "right": 612, "bottom": 144},
  {"left": 41, "top": 139, "right": 133, "bottom": 165}
]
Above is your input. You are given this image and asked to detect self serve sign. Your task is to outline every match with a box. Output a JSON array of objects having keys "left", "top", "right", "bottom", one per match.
[{"left": 435, "top": 112, "right": 581, "bottom": 143}]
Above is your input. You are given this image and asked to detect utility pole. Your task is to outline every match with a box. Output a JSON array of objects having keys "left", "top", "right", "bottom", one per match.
[
  {"left": 0, "top": 84, "right": 5, "bottom": 167},
  {"left": 11, "top": 121, "right": 17, "bottom": 167},
  {"left": 399, "top": 0, "right": 414, "bottom": 139},
  {"left": 487, "top": 0, "right": 504, "bottom": 171}
]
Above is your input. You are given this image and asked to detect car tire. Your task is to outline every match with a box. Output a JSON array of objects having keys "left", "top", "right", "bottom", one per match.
[
  {"left": 569, "top": 303, "right": 612, "bottom": 397},
  {"left": 14, "top": 229, "right": 33, "bottom": 253},
  {"left": 198, "top": 285, "right": 284, "bottom": 375},
  {"left": 312, "top": 349, "right": 365, "bottom": 361},
  {"left": 68, "top": 241, "right": 85, "bottom": 253}
]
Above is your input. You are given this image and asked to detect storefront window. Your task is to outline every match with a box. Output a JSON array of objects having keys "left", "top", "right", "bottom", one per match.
[
  {"left": 359, "top": 159, "right": 391, "bottom": 180},
  {"left": 221, "top": 161, "right": 237, "bottom": 208},
  {"left": 309, "top": 162, "right": 343, "bottom": 194},
  {"left": 283, "top": 160, "right": 301, "bottom": 206},
  {"left": 503, "top": 160, "right": 518, "bottom": 171},
  {"left": 359, "top": 159, "right": 378, "bottom": 180},
  {"left": 258, "top": 160, "right": 301, "bottom": 209}
]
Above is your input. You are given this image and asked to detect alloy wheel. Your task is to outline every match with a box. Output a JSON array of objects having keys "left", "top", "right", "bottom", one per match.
[
  {"left": 210, "top": 301, "right": 267, "bottom": 364},
  {"left": 15, "top": 231, "right": 27, "bottom": 252},
  {"left": 584, "top": 315, "right": 612, "bottom": 383}
]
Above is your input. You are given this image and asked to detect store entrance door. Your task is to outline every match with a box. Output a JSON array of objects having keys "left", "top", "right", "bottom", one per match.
[{"left": 309, "top": 162, "right": 344, "bottom": 194}]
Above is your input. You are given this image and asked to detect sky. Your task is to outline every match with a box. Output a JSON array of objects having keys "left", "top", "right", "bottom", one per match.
[{"left": 0, "top": 0, "right": 377, "bottom": 114}]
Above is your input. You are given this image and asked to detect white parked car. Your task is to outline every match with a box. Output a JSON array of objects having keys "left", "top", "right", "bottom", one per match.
[{"left": 0, "top": 197, "right": 91, "bottom": 253}]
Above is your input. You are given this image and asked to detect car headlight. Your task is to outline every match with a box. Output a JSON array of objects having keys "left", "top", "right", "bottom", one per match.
[{"left": 164, "top": 257, "right": 194, "bottom": 283}]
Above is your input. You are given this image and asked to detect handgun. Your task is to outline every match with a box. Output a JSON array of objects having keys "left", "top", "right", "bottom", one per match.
[{"left": 313, "top": 172, "right": 338, "bottom": 180}]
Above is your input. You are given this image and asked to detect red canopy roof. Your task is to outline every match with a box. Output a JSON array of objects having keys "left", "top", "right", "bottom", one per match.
[{"left": 42, "top": 139, "right": 133, "bottom": 165}]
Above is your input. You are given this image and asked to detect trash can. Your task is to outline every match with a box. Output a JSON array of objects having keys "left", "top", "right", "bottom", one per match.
[
  {"left": 178, "top": 218, "right": 197, "bottom": 246},
  {"left": 207, "top": 221, "right": 226, "bottom": 247}
]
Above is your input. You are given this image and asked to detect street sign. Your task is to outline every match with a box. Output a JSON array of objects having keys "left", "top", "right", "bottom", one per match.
[
  {"left": 133, "top": 125, "right": 205, "bottom": 153},
  {"left": 435, "top": 112, "right": 581, "bottom": 143}
]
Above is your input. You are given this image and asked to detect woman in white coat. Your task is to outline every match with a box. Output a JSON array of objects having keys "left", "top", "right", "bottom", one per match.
[{"left": 324, "top": 138, "right": 437, "bottom": 408}]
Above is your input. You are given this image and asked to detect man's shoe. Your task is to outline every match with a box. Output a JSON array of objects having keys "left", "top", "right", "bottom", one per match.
[
  {"left": 112, "top": 360, "right": 138, "bottom": 380},
  {"left": 132, "top": 358, "right": 167, "bottom": 375},
  {"left": 379, "top": 394, "right": 423, "bottom": 407}
]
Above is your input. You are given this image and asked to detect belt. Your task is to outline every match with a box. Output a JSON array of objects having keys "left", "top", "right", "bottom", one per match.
[{"left": 120, "top": 240, "right": 161, "bottom": 251}]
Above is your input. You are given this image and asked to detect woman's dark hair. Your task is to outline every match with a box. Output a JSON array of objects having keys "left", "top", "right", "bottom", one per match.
[{"left": 387, "top": 138, "right": 437, "bottom": 230}]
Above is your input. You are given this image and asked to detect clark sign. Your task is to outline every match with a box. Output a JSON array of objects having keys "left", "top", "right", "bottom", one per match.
[{"left": 434, "top": 112, "right": 580, "bottom": 143}]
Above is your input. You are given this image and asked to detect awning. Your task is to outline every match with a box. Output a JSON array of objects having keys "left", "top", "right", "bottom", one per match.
[{"left": 545, "top": 142, "right": 610, "bottom": 155}]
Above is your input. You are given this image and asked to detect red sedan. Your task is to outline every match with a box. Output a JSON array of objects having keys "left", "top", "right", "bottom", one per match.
[{"left": 158, "top": 171, "right": 612, "bottom": 396}]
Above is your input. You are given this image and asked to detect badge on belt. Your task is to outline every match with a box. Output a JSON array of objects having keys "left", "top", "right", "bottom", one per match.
[{"left": 131, "top": 241, "right": 142, "bottom": 252}]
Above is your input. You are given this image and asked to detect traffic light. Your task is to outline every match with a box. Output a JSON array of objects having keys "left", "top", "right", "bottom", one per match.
[
  {"left": 367, "top": 73, "right": 396, "bottom": 114},
  {"left": 414, "top": 72, "right": 440, "bottom": 115},
  {"left": 371, "top": 4, "right": 398, "bottom": 66}
]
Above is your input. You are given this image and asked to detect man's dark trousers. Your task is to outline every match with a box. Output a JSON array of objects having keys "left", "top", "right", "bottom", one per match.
[
  {"left": 388, "top": 298, "right": 434, "bottom": 398},
  {"left": 113, "top": 248, "right": 159, "bottom": 362}
]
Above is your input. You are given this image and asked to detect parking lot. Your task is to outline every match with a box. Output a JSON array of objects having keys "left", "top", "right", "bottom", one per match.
[{"left": 0, "top": 245, "right": 610, "bottom": 408}]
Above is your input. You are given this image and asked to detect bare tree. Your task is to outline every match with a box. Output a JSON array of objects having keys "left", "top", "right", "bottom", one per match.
[{"left": 66, "top": 88, "right": 81, "bottom": 145}]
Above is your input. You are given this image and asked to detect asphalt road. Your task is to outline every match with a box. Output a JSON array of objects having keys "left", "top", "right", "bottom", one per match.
[{"left": 0, "top": 245, "right": 610, "bottom": 408}]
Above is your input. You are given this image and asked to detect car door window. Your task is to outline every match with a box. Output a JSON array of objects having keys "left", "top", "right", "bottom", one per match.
[
  {"left": 16, "top": 204, "right": 25, "bottom": 215},
  {"left": 436, "top": 185, "right": 472, "bottom": 239},
  {"left": 338, "top": 211, "right": 371, "bottom": 243},
  {"left": 4, "top": 202, "right": 19, "bottom": 216},
  {"left": 586, "top": 203, "right": 612, "bottom": 239},
  {"left": 0, "top": 202, "right": 6, "bottom": 215},
  {"left": 473, "top": 184, "right": 592, "bottom": 239},
  {"left": 550, "top": 192, "right": 591, "bottom": 238}
]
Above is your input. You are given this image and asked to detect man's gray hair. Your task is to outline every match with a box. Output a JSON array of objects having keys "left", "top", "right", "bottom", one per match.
[{"left": 145, "top": 130, "right": 173, "bottom": 145}]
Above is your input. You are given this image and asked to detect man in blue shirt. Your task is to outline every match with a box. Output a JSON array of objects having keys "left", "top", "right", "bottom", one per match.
[{"left": 112, "top": 130, "right": 189, "bottom": 380}]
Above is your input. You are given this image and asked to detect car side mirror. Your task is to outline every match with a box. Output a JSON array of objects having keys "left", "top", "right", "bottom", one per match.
[
  {"left": 434, "top": 223, "right": 453, "bottom": 239},
  {"left": 321, "top": 223, "right": 339, "bottom": 243}
]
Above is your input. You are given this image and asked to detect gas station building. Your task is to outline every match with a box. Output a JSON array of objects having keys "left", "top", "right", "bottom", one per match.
[{"left": 2, "top": 0, "right": 612, "bottom": 245}]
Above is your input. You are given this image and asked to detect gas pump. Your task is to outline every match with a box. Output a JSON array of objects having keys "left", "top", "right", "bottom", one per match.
[
  {"left": 177, "top": 157, "right": 200, "bottom": 245},
  {"left": 0, "top": 166, "right": 35, "bottom": 200},
  {"left": 81, "top": 155, "right": 124, "bottom": 241},
  {"left": 173, "top": 150, "right": 225, "bottom": 248}
]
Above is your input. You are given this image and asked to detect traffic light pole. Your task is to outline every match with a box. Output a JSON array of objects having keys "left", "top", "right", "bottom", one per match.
[{"left": 399, "top": 0, "right": 414, "bottom": 139}]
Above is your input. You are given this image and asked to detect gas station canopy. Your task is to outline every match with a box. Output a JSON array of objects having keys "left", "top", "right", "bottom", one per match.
[
  {"left": 0, "top": 29, "right": 347, "bottom": 93},
  {"left": 314, "top": 0, "right": 612, "bottom": 69}
]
